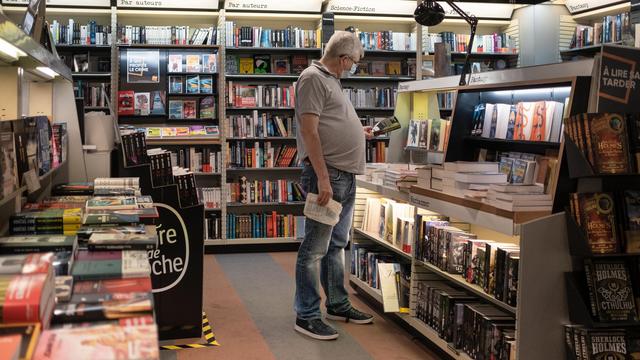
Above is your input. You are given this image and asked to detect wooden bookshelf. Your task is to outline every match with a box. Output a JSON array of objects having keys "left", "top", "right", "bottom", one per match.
[
  {"left": 355, "top": 178, "right": 410, "bottom": 203},
  {"left": 353, "top": 228, "right": 412, "bottom": 260}
]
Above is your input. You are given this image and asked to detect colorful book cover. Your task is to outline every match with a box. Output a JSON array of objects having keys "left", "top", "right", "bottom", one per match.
[
  {"left": 185, "top": 75, "right": 200, "bottom": 94},
  {"left": 34, "top": 118, "right": 51, "bottom": 176},
  {"left": 175, "top": 127, "right": 190, "bottom": 136},
  {"left": 237, "top": 86, "right": 257, "bottom": 107},
  {"left": 183, "top": 100, "right": 197, "bottom": 119},
  {"left": 272, "top": 55, "right": 290, "bottom": 74},
  {"left": 199, "top": 96, "right": 215, "bottom": 119},
  {"left": 204, "top": 126, "right": 219, "bottom": 136},
  {"left": 0, "top": 324, "right": 40, "bottom": 360},
  {"left": 168, "top": 76, "right": 183, "bottom": 94},
  {"left": 149, "top": 91, "right": 166, "bottom": 115},
  {"left": 385, "top": 61, "right": 402, "bottom": 75},
  {"left": 576, "top": 192, "right": 619, "bottom": 254},
  {"left": 186, "top": 55, "right": 201, "bottom": 72},
  {"left": 52, "top": 292, "right": 153, "bottom": 324},
  {"left": 199, "top": 75, "right": 213, "bottom": 94},
  {"left": 133, "top": 92, "right": 150, "bottom": 116},
  {"left": 253, "top": 54, "right": 271, "bottom": 74},
  {"left": 291, "top": 55, "right": 308, "bottom": 74},
  {"left": 168, "top": 54, "right": 183, "bottom": 73},
  {"left": 225, "top": 55, "right": 238, "bottom": 74},
  {"left": 0, "top": 273, "right": 49, "bottom": 323},
  {"left": 146, "top": 128, "right": 161, "bottom": 137},
  {"left": 126, "top": 50, "right": 160, "bottom": 84},
  {"left": 202, "top": 53, "right": 217, "bottom": 73},
  {"left": 161, "top": 128, "right": 177, "bottom": 137},
  {"left": 190, "top": 126, "right": 206, "bottom": 136},
  {"left": 168, "top": 100, "right": 183, "bottom": 119},
  {"left": 239, "top": 57, "right": 254, "bottom": 74},
  {"left": 588, "top": 113, "right": 631, "bottom": 174},
  {"left": 33, "top": 323, "right": 159, "bottom": 359},
  {"left": 71, "top": 251, "right": 150, "bottom": 280}
]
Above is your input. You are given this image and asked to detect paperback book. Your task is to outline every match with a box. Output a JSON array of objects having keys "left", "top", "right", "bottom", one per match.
[
  {"left": 169, "top": 76, "right": 183, "bottom": 94},
  {"left": 186, "top": 75, "right": 200, "bottom": 94},
  {"left": 168, "top": 100, "right": 183, "bottom": 119}
]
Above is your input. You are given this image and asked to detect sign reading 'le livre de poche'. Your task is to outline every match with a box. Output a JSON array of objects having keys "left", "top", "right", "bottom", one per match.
[{"left": 117, "top": 0, "right": 218, "bottom": 9}]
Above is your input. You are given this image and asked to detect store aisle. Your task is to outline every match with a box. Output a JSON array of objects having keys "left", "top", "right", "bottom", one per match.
[{"left": 163, "top": 253, "right": 439, "bottom": 360}]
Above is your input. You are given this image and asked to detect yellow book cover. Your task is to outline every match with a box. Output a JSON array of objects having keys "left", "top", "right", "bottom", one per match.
[
  {"left": 63, "top": 208, "right": 82, "bottom": 224},
  {"left": 146, "top": 128, "right": 161, "bottom": 137},
  {"left": 176, "top": 127, "right": 190, "bottom": 136},
  {"left": 161, "top": 128, "right": 177, "bottom": 137},
  {"left": 386, "top": 61, "right": 402, "bottom": 75},
  {"left": 239, "top": 57, "right": 254, "bottom": 74},
  {"left": 412, "top": 92, "right": 430, "bottom": 120}
]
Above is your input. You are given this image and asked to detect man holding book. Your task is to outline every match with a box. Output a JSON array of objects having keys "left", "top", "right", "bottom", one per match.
[{"left": 294, "top": 31, "right": 374, "bottom": 340}]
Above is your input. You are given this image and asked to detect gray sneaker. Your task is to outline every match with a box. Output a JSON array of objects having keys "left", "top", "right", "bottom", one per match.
[
  {"left": 326, "top": 307, "right": 374, "bottom": 324},
  {"left": 295, "top": 318, "right": 339, "bottom": 340}
]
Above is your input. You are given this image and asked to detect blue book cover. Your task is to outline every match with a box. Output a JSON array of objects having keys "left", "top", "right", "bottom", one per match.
[
  {"left": 150, "top": 91, "right": 166, "bottom": 115},
  {"left": 199, "top": 76, "right": 213, "bottom": 94},
  {"left": 169, "top": 76, "right": 183, "bottom": 94},
  {"left": 186, "top": 75, "right": 200, "bottom": 94},
  {"left": 505, "top": 104, "right": 516, "bottom": 140},
  {"left": 36, "top": 116, "right": 51, "bottom": 175},
  {"left": 168, "top": 100, "right": 183, "bottom": 119}
]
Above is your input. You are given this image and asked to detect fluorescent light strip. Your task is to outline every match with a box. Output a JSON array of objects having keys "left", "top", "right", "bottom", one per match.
[
  {"left": 0, "top": 38, "right": 27, "bottom": 62},
  {"left": 36, "top": 67, "right": 58, "bottom": 79}
]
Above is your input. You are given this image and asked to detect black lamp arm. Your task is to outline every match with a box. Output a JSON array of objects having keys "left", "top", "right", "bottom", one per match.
[{"left": 442, "top": 0, "right": 478, "bottom": 86}]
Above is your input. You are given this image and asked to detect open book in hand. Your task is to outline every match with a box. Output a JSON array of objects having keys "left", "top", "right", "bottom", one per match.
[
  {"left": 304, "top": 193, "right": 342, "bottom": 226},
  {"left": 372, "top": 116, "right": 401, "bottom": 136}
]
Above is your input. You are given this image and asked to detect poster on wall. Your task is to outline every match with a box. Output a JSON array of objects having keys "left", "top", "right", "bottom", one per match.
[
  {"left": 595, "top": 45, "right": 640, "bottom": 113},
  {"left": 127, "top": 50, "right": 160, "bottom": 84}
]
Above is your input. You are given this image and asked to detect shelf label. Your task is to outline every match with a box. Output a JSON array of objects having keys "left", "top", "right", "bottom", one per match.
[
  {"left": 410, "top": 194, "right": 431, "bottom": 209},
  {"left": 2, "top": 0, "right": 109, "bottom": 6},
  {"left": 565, "top": 0, "right": 627, "bottom": 14},
  {"left": 117, "top": 0, "right": 218, "bottom": 9},
  {"left": 225, "top": 0, "right": 321, "bottom": 12},
  {"left": 326, "top": 0, "right": 415, "bottom": 15}
]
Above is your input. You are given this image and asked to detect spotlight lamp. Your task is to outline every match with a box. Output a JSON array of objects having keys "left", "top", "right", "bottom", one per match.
[{"left": 415, "top": 0, "right": 478, "bottom": 86}]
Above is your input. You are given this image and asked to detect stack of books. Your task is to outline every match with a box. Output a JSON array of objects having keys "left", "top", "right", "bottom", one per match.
[
  {"left": 429, "top": 162, "right": 508, "bottom": 198},
  {"left": 485, "top": 184, "right": 551, "bottom": 212},
  {"left": 383, "top": 169, "right": 417, "bottom": 192},
  {"left": 226, "top": 113, "right": 295, "bottom": 138},
  {"left": 0, "top": 177, "right": 160, "bottom": 359}
]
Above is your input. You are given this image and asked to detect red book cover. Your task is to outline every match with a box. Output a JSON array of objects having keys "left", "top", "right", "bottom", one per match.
[
  {"left": 117, "top": 91, "right": 135, "bottom": 116},
  {"left": 271, "top": 212, "right": 277, "bottom": 238},
  {"left": 2, "top": 274, "right": 47, "bottom": 323},
  {"left": 73, "top": 278, "right": 152, "bottom": 295},
  {"left": 0, "top": 334, "right": 21, "bottom": 360}
]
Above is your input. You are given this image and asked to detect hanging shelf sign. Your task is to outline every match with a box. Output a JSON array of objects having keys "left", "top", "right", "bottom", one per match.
[
  {"left": 224, "top": 0, "right": 321, "bottom": 13},
  {"left": 564, "top": 0, "right": 628, "bottom": 14},
  {"left": 438, "top": 2, "right": 514, "bottom": 20},
  {"left": 1, "top": 0, "right": 109, "bottom": 6},
  {"left": 117, "top": 0, "right": 218, "bottom": 9},
  {"left": 326, "top": 0, "right": 513, "bottom": 19}
]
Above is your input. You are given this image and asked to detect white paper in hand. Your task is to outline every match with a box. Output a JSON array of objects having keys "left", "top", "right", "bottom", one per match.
[{"left": 304, "top": 193, "right": 343, "bottom": 226}]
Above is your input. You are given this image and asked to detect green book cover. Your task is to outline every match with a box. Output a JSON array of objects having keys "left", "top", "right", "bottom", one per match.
[
  {"left": 72, "top": 260, "right": 123, "bottom": 280},
  {"left": 0, "top": 235, "right": 76, "bottom": 254}
]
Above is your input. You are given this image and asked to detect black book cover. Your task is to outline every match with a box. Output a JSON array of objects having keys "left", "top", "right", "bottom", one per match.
[
  {"left": 584, "top": 258, "right": 638, "bottom": 322},
  {"left": 586, "top": 329, "right": 628, "bottom": 360}
]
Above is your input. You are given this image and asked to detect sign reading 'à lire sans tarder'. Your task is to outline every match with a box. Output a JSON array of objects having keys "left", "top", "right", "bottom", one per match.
[
  {"left": 325, "top": 0, "right": 514, "bottom": 19},
  {"left": 565, "top": 0, "right": 627, "bottom": 14},
  {"left": 117, "top": 0, "right": 218, "bottom": 9},
  {"left": 1, "top": 0, "right": 108, "bottom": 6},
  {"left": 224, "top": 0, "right": 321, "bottom": 13}
]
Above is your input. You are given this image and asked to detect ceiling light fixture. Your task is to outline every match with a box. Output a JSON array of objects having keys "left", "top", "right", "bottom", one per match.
[
  {"left": 0, "top": 38, "right": 27, "bottom": 62},
  {"left": 415, "top": 0, "right": 478, "bottom": 86}
]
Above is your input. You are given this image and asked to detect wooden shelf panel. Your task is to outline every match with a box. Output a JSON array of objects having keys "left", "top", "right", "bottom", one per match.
[
  {"left": 415, "top": 259, "right": 516, "bottom": 314},
  {"left": 353, "top": 228, "right": 412, "bottom": 260},
  {"left": 409, "top": 186, "right": 550, "bottom": 236}
]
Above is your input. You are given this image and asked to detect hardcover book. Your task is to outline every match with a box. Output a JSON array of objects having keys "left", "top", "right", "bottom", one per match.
[
  {"left": 183, "top": 100, "right": 197, "bottom": 119},
  {"left": 291, "top": 55, "right": 308, "bottom": 74},
  {"left": 253, "top": 54, "right": 271, "bottom": 74},
  {"left": 585, "top": 330, "right": 628, "bottom": 360},
  {"left": 134, "top": 92, "right": 150, "bottom": 116},
  {"left": 272, "top": 55, "right": 290, "bottom": 74},
  {"left": 202, "top": 53, "right": 217, "bottom": 73},
  {"left": 589, "top": 113, "right": 632, "bottom": 174},
  {"left": 168, "top": 54, "right": 183, "bottom": 73},
  {"left": 372, "top": 116, "right": 401, "bottom": 136},
  {"left": 149, "top": 91, "right": 166, "bottom": 115},
  {"left": 199, "top": 75, "right": 213, "bottom": 94},
  {"left": 0, "top": 273, "right": 52, "bottom": 324},
  {"left": 73, "top": 277, "right": 152, "bottom": 300},
  {"left": 168, "top": 100, "right": 183, "bottom": 119},
  {"left": 185, "top": 54, "right": 201, "bottom": 72},
  {"left": 185, "top": 75, "right": 200, "bottom": 94},
  {"left": 239, "top": 57, "right": 254, "bottom": 74},
  {"left": 169, "top": 76, "right": 183, "bottom": 94},
  {"left": 584, "top": 258, "right": 637, "bottom": 322},
  {"left": 573, "top": 192, "right": 619, "bottom": 254},
  {"left": 199, "top": 96, "right": 215, "bottom": 119}
]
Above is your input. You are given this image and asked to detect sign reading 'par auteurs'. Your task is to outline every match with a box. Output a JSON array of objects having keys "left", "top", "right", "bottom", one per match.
[
  {"left": 116, "top": 0, "right": 218, "bottom": 9},
  {"left": 224, "top": 0, "right": 321, "bottom": 13}
]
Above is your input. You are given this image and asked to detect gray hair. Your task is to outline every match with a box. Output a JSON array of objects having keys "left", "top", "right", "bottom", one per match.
[{"left": 324, "top": 31, "right": 364, "bottom": 61}]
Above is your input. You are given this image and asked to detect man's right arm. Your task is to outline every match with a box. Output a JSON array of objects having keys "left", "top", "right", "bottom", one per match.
[{"left": 299, "top": 113, "right": 332, "bottom": 206}]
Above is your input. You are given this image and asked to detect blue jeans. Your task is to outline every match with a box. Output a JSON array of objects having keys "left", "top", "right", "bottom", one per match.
[{"left": 295, "top": 164, "right": 355, "bottom": 320}]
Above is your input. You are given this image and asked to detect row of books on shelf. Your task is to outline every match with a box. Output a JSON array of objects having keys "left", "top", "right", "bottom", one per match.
[
  {"left": 147, "top": 148, "right": 200, "bottom": 207},
  {"left": 226, "top": 113, "right": 295, "bottom": 138},
  {"left": 227, "top": 54, "right": 311, "bottom": 75},
  {"left": 354, "top": 30, "right": 417, "bottom": 51},
  {"left": 224, "top": 23, "right": 320, "bottom": 49},
  {"left": 117, "top": 25, "right": 217, "bottom": 45},
  {"left": 470, "top": 100, "right": 567, "bottom": 143},
  {"left": 360, "top": 197, "right": 415, "bottom": 253},
  {"left": 0, "top": 178, "right": 162, "bottom": 358},
  {"left": 1, "top": 117, "right": 68, "bottom": 201},
  {"left": 437, "top": 92, "right": 455, "bottom": 111},
  {"left": 227, "top": 178, "right": 303, "bottom": 204},
  {"left": 569, "top": 191, "right": 640, "bottom": 255},
  {"left": 50, "top": 20, "right": 112, "bottom": 46},
  {"left": 168, "top": 53, "right": 217, "bottom": 73},
  {"left": 168, "top": 75, "right": 215, "bottom": 95},
  {"left": 226, "top": 212, "right": 305, "bottom": 239},
  {"left": 406, "top": 118, "right": 451, "bottom": 152},
  {"left": 74, "top": 81, "right": 109, "bottom": 108},
  {"left": 352, "top": 59, "right": 416, "bottom": 77},
  {"left": 415, "top": 280, "right": 516, "bottom": 360},
  {"left": 564, "top": 113, "right": 640, "bottom": 175},
  {"left": 199, "top": 187, "right": 222, "bottom": 209},
  {"left": 118, "top": 91, "right": 216, "bottom": 119},
  {"left": 168, "top": 146, "right": 222, "bottom": 174},
  {"left": 206, "top": 213, "right": 222, "bottom": 240},
  {"left": 564, "top": 325, "right": 640, "bottom": 360},
  {"left": 342, "top": 87, "right": 396, "bottom": 109},
  {"left": 569, "top": 11, "right": 631, "bottom": 49},
  {"left": 226, "top": 142, "right": 297, "bottom": 169},
  {"left": 423, "top": 32, "right": 517, "bottom": 54},
  {"left": 366, "top": 142, "right": 387, "bottom": 163},
  {"left": 415, "top": 216, "right": 519, "bottom": 307},
  {"left": 169, "top": 98, "right": 216, "bottom": 120},
  {"left": 62, "top": 53, "right": 110, "bottom": 73},
  {"left": 226, "top": 82, "right": 295, "bottom": 108},
  {"left": 120, "top": 126, "right": 220, "bottom": 140}
]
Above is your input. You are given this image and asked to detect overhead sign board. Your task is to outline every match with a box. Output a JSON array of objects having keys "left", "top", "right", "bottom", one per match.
[
  {"left": 117, "top": 0, "right": 218, "bottom": 9},
  {"left": 225, "top": 0, "right": 322, "bottom": 13},
  {"left": 565, "top": 0, "right": 627, "bottom": 14},
  {"left": 326, "top": 0, "right": 514, "bottom": 19}
]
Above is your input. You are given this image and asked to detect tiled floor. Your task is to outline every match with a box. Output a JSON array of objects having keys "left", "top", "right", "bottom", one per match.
[{"left": 161, "top": 252, "right": 441, "bottom": 360}]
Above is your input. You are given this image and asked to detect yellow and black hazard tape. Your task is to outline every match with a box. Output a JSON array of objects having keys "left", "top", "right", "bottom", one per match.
[{"left": 160, "top": 312, "right": 220, "bottom": 350}]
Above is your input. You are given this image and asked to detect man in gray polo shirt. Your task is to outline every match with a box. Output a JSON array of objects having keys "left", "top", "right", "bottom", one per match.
[{"left": 294, "top": 31, "right": 374, "bottom": 341}]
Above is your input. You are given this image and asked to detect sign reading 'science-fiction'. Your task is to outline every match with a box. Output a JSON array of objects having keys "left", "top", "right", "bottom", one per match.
[{"left": 325, "top": 0, "right": 514, "bottom": 19}]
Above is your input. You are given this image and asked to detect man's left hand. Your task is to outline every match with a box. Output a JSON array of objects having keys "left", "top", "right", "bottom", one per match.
[{"left": 363, "top": 126, "right": 374, "bottom": 140}]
